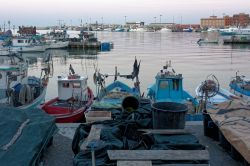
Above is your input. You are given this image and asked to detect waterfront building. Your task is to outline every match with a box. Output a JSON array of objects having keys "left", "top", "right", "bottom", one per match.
[
  {"left": 232, "top": 13, "right": 250, "bottom": 27},
  {"left": 200, "top": 16, "right": 224, "bottom": 29},
  {"left": 201, "top": 13, "right": 250, "bottom": 29}
]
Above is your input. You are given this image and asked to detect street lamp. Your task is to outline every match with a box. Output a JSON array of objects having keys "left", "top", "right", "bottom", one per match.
[
  {"left": 154, "top": 17, "right": 156, "bottom": 24},
  {"left": 124, "top": 16, "right": 127, "bottom": 25}
]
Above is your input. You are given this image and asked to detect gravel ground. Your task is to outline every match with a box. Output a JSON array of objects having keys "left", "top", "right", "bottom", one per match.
[{"left": 42, "top": 122, "right": 243, "bottom": 166}]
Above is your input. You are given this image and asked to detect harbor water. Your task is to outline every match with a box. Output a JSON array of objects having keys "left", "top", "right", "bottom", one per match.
[{"left": 26, "top": 31, "right": 250, "bottom": 101}]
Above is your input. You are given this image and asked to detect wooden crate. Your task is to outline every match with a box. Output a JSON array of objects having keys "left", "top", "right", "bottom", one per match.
[{"left": 85, "top": 111, "right": 111, "bottom": 123}]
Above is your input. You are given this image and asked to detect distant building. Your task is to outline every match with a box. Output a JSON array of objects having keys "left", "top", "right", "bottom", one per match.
[
  {"left": 148, "top": 23, "right": 174, "bottom": 27},
  {"left": 200, "top": 16, "right": 224, "bottom": 29},
  {"left": 17, "top": 26, "right": 36, "bottom": 35},
  {"left": 232, "top": 13, "right": 250, "bottom": 27},
  {"left": 125, "top": 22, "right": 144, "bottom": 28},
  {"left": 224, "top": 15, "right": 234, "bottom": 27},
  {"left": 201, "top": 13, "right": 250, "bottom": 28}
]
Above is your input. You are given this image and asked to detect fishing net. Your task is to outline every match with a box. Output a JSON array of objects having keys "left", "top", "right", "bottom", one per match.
[
  {"left": 72, "top": 100, "right": 207, "bottom": 166},
  {"left": 0, "top": 106, "right": 58, "bottom": 166}
]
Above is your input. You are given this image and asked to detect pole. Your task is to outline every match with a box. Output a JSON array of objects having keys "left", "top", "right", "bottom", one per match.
[
  {"left": 101, "top": 17, "right": 103, "bottom": 29},
  {"left": 124, "top": 16, "right": 127, "bottom": 25},
  {"left": 154, "top": 17, "right": 156, "bottom": 32},
  {"left": 91, "top": 150, "right": 96, "bottom": 166}
]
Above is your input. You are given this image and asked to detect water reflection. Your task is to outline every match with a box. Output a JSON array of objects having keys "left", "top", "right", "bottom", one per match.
[
  {"left": 228, "top": 44, "right": 250, "bottom": 50},
  {"left": 68, "top": 48, "right": 99, "bottom": 56}
]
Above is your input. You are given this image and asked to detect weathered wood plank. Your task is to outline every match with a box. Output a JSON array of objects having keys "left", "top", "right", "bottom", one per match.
[
  {"left": 117, "top": 160, "right": 152, "bottom": 166},
  {"left": 80, "top": 124, "right": 103, "bottom": 150},
  {"left": 138, "top": 129, "right": 193, "bottom": 135},
  {"left": 159, "top": 164, "right": 209, "bottom": 166},
  {"left": 108, "top": 150, "right": 209, "bottom": 161}
]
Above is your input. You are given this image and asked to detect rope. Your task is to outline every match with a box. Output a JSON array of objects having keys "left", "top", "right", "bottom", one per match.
[{"left": 1, "top": 119, "right": 30, "bottom": 151}]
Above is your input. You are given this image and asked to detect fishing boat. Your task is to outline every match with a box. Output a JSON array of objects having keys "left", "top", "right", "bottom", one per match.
[
  {"left": 91, "top": 58, "right": 141, "bottom": 112},
  {"left": 45, "top": 40, "right": 69, "bottom": 49},
  {"left": 41, "top": 64, "right": 94, "bottom": 123},
  {"left": 147, "top": 61, "right": 200, "bottom": 120},
  {"left": 85, "top": 58, "right": 142, "bottom": 123},
  {"left": 229, "top": 71, "right": 250, "bottom": 101},
  {"left": 0, "top": 51, "right": 49, "bottom": 109},
  {"left": 7, "top": 36, "right": 46, "bottom": 52}
]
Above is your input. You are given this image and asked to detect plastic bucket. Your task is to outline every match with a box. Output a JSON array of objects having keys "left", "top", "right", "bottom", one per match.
[{"left": 151, "top": 102, "right": 188, "bottom": 129}]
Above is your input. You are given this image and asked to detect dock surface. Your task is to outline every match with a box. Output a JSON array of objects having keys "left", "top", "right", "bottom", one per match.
[{"left": 42, "top": 122, "right": 243, "bottom": 166}]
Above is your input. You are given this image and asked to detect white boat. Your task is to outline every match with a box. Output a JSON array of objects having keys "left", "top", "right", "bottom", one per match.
[
  {"left": 129, "top": 28, "right": 146, "bottom": 32},
  {"left": 0, "top": 51, "right": 49, "bottom": 109},
  {"left": 45, "top": 40, "right": 69, "bottom": 49},
  {"left": 183, "top": 28, "right": 193, "bottom": 32},
  {"left": 206, "top": 28, "right": 219, "bottom": 32},
  {"left": 195, "top": 82, "right": 238, "bottom": 105},
  {"left": 219, "top": 27, "right": 250, "bottom": 43},
  {"left": 8, "top": 36, "right": 46, "bottom": 52},
  {"left": 160, "top": 27, "right": 172, "bottom": 32}
]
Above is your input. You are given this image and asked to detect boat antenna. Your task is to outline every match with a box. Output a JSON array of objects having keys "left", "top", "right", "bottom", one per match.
[
  {"left": 114, "top": 66, "right": 118, "bottom": 81},
  {"left": 131, "top": 57, "right": 141, "bottom": 96},
  {"left": 131, "top": 57, "right": 140, "bottom": 80},
  {"left": 69, "top": 64, "right": 75, "bottom": 75}
]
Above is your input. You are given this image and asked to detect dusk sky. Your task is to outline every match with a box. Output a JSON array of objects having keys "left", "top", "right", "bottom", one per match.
[{"left": 1, "top": 0, "right": 250, "bottom": 27}]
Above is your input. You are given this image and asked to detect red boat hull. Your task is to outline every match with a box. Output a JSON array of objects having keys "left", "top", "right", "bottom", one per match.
[{"left": 41, "top": 87, "right": 94, "bottom": 123}]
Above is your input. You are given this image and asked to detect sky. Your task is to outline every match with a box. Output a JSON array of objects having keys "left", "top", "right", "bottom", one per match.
[{"left": 1, "top": 0, "right": 250, "bottom": 27}]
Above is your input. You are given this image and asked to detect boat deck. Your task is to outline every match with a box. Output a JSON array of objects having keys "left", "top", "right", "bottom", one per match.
[
  {"left": 51, "top": 100, "right": 87, "bottom": 109},
  {"left": 42, "top": 122, "right": 243, "bottom": 166}
]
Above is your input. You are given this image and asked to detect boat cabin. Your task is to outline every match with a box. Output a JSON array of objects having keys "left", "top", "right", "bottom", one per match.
[
  {"left": 148, "top": 62, "right": 195, "bottom": 104},
  {"left": 12, "top": 37, "right": 41, "bottom": 47},
  {"left": 0, "top": 55, "right": 28, "bottom": 100},
  {"left": 57, "top": 74, "right": 88, "bottom": 101},
  {"left": 152, "top": 68, "right": 184, "bottom": 102}
]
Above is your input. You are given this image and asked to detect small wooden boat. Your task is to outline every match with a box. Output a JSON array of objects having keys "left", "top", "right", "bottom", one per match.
[
  {"left": 41, "top": 65, "right": 94, "bottom": 123},
  {"left": 229, "top": 72, "right": 250, "bottom": 101},
  {"left": 197, "top": 38, "right": 219, "bottom": 45}
]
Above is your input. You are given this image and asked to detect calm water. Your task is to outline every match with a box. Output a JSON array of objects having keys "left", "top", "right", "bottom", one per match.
[{"left": 26, "top": 32, "right": 250, "bottom": 101}]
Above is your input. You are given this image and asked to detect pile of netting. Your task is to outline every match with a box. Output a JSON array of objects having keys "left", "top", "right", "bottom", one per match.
[
  {"left": 72, "top": 100, "right": 206, "bottom": 166},
  {"left": 0, "top": 106, "right": 57, "bottom": 166}
]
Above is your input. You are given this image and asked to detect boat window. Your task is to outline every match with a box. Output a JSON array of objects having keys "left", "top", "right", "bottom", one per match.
[
  {"left": 173, "top": 79, "right": 179, "bottom": 90},
  {"left": 11, "top": 75, "right": 17, "bottom": 81},
  {"left": 18, "top": 40, "right": 24, "bottom": 43},
  {"left": 63, "top": 82, "right": 70, "bottom": 88},
  {"left": 72, "top": 82, "right": 81, "bottom": 88},
  {"left": 0, "top": 73, "right": 2, "bottom": 79},
  {"left": 159, "top": 81, "right": 168, "bottom": 89}
]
